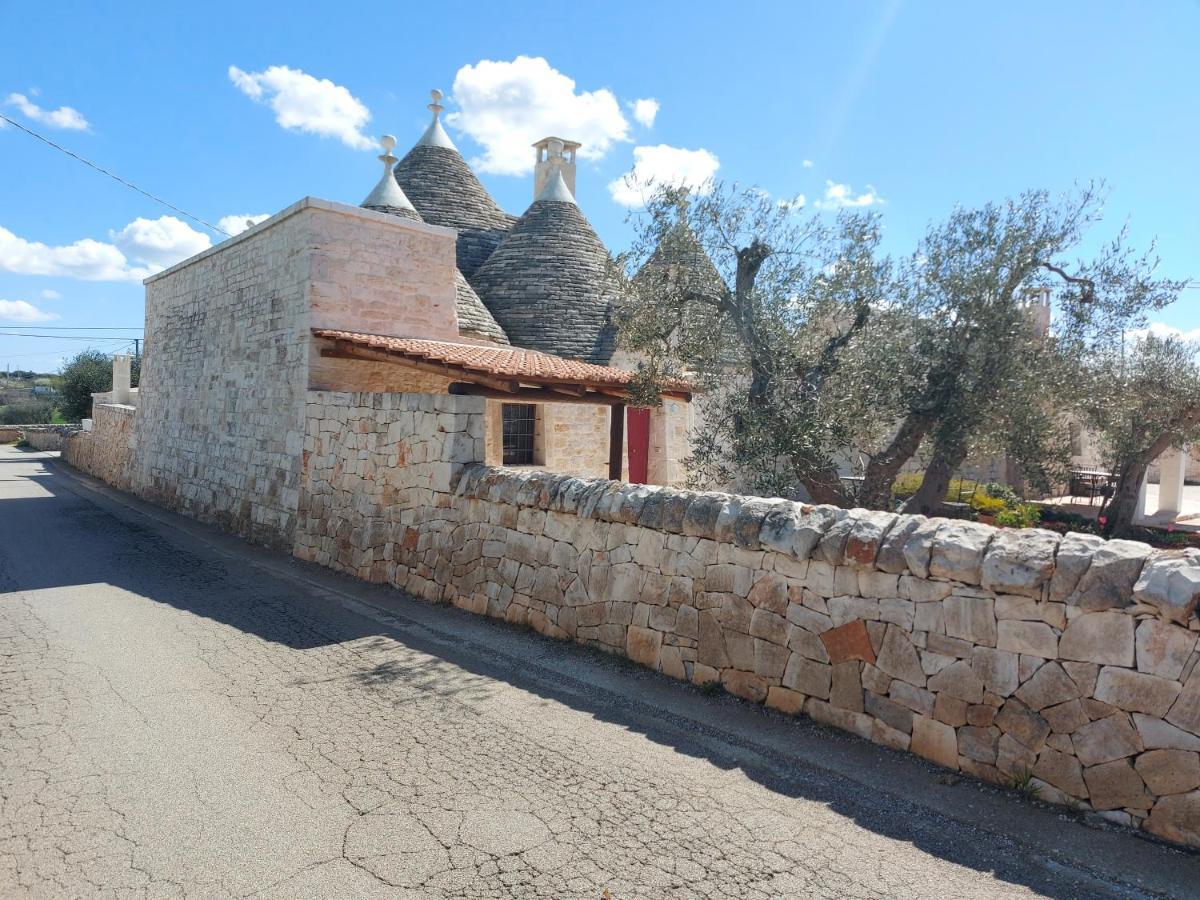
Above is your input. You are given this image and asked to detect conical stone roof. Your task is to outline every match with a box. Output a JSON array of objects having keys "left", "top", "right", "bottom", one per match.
[
  {"left": 394, "top": 94, "right": 513, "bottom": 280},
  {"left": 634, "top": 218, "right": 740, "bottom": 368},
  {"left": 633, "top": 219, "right": 725, "bottom": 296},
  {"left": 471, "top": 172, "right": 621, "bottom": 364},
  {"left": 453, "top": 269, "right": 509, "bottom": 344}
]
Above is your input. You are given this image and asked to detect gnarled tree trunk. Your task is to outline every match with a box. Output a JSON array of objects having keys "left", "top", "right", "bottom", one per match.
[
  {"left": 903, "top": 442, "right": 968, "bottom": 516},
  {"left": 859, "top": 412, "right": 933, "bottom": 510}
]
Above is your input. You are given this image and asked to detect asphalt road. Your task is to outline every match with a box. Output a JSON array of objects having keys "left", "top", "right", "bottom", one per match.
[{"left": 1, "top": 445, "right": 1197, "bottom": 898}]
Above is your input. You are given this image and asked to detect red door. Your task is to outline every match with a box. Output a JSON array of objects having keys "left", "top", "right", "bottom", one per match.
[{"left": 627, "top": 407, "right": 650, "bottom": 484}]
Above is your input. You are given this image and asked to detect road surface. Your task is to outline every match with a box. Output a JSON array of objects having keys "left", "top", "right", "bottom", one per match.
[{"left": 0, "top": 445, "right": 1195, "bottom": 898}]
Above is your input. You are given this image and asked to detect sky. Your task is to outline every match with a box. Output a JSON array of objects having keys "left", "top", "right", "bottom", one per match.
[{"left": 1, "top": 0, "right": 1197, "bottom": 371}]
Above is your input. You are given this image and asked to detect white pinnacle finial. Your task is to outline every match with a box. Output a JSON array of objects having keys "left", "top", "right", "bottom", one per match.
[
  {"left": 416, "top": 89, "right": 456, "bottom": 149},
  {"left": 362, "top": 134, "right": 416, "bottom": 212}
]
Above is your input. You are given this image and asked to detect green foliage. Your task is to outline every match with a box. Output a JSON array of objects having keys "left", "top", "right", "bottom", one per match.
[
  {"left": 0, "top": 401, "right": 55, "bottom": 425},
  {"left": 995, "top": 503, "right": 1043, "bottom": 528},
  {"left": 970, "top": 494, "right": 1008, "bottom": 515},
  {"left": 1009, "top": 768, "right": 1041, "bottom": 800},
  {"left": 1077, "top": 335, "right": 1200, "bottom": 533},
  {"left": 983, "top": 482, "right": 1019, "bottom": 505},
  {"left": 620, "top": 180, "right": 1183, "bottom": 511},
  {"left": 58, "top": 350, "right": 113, "bottom": 422}
]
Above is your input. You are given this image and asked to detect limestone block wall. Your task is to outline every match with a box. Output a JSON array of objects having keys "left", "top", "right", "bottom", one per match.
[
  {"left": 293, "top": 403, "right": 1200, "bottom": 848},
  {"left": 293, "top": 391, "right": 485, "bottom": 582},
  {"left": 0, "top": 424, "right": 80, "bottom": 450},
  {"left": 133, "top": 209, "right": 312, "bottom": 548},
  {"left": 63, "top": 405, "right": 134, "bottom": 490},
  {"left": 103, "top": 197, "right": 460, "bottom": 550},
  {"left": 22, "top": 426, "right": 79, "bottom": 451},
  {"left": 544, "top": 403, "right": 610, "bottom": 478}
]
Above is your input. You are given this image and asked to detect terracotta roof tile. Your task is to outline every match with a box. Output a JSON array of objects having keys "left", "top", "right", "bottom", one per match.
[{"left": 312, "top": 329, "right": 689, "bottom": 395}]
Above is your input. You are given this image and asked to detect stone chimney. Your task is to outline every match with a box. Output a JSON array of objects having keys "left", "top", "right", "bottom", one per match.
[
  {"left": 112, "top": 354, "right": 132, "bottom": 404},
  {"left": 533, "top": 136, "right": 581, "bottom": 200},
  {"left": 1024, "top": 287, "right": 1052, "bottom": 338}
]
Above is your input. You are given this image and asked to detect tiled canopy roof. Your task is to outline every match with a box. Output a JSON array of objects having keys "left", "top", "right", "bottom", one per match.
[
  {"left": 394, "top": 145, "right": 513, "bottom": 280},
  {"left": 470, "top": 197, "right": 623, "bottom": 365},
  {"left": 312, "top": 329, "right": 689, "bottom": 397}
]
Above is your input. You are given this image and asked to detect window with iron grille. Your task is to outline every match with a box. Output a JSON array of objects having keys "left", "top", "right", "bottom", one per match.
[{"left": 502, "top": 403, "right": 537, "bottom": 465}]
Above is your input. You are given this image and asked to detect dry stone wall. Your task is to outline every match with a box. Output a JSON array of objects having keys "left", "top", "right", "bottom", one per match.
[
  {"left": 0, "top": 424, "right": 79, "bottom": 450},
  {"left": 64, "top": 406, "right": 134, "bottom": 489},
  {"left": 293, "top": 391, "right": 485, "bottom": 580},
  {"left": 293, "top": 396, "right": 1200, "bottom": 849}
]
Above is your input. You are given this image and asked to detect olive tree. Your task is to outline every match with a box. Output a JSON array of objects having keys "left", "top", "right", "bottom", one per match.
[
  {"left": 622, "top": 181, "right": 1183, "bottom": 513},
  {"left": 619, "top": 184, "right": 904, "bottom": 503},
  {"left": 883, "top": 185, "right": 1184, "bottom": 514},
  {"left": 1079, "top": 334, "right": 1200, "bottom": 535}
]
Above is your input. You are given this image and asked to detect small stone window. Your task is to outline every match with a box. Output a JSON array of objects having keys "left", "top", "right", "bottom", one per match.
[{"left": 502, "top": 403, "right": 538, "bottom": 465}]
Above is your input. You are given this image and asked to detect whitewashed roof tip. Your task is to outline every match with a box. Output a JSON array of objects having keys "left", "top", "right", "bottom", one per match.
[
  {"left": 361, "top": 134, "right": 419, "bottom": 214},
  {"left": 535, "top": 167, "right": 576, "bottom": 204},
  {"left": 416, "top": 89, "right": 457, "bottom": 149}
]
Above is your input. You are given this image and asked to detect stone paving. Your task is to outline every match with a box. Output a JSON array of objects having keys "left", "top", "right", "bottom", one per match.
[{"left": 0, "top": 447, "right": 1194, "bottom": 897}]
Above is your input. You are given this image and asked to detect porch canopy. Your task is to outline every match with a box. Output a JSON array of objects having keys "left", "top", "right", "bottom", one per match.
[{"left": 312, "top": 328, "right": 691, "bottom": 479}]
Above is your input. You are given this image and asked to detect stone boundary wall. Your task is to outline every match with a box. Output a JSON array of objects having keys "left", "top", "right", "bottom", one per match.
[
  {"left": 293, "top": 391, "right": 485, "bottom": 578},
  {"left": 292, "top": 395, "right": 1200, "bottom": 849},
  {"left": 0, "top": 424, "right": 80, "bottom": 450},
  {"left": 59, "top": 385, "right": 1200, "bottom": 849},
  {"left": 63, "top": 405, "right": 135, "bottom": 490}
]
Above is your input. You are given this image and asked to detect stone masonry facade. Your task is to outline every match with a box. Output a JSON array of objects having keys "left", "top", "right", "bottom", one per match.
[
  {"left": 289, "top": 391, "right": 1200, "bottom": 849},
  {"left": 63, "top": 406, "right": 133, "bottom": 487}
]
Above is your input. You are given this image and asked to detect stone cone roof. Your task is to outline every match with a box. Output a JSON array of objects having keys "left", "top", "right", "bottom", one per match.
[
  {"left": 634, "top": 220, "right": 724, "bottom": 295},
  {"left": 471, "top": 197, "right": 622, "bottom": 365},
  {"left": 394, "top": 145, "right": 513, "bottom": 280},
  {"left": 454, "top": 269, "right": 509, "bottom": 344},
  {"left": 634, "top": 221, "right": 740, "bottom": 368}
]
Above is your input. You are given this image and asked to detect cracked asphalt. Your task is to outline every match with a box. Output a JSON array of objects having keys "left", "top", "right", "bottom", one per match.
[{"left": 1, "top": 446, "right": 1197, "bottom": 898}]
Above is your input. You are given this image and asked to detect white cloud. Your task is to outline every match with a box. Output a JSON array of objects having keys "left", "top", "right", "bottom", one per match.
[
  {"left": 813, "top": 180, "right": 883, "bottom": 210},
  {"left": 607, "top": 144, "right": 721, "bottom": 208},
  {"left": 448, "top": 56, "right": 631, "bottom": 175},
  {"left": 0, "top": 299, "right": 59, "bottom": 323},
  {"left": 110, "top": 217, "right": 211, "bottom": 269},
  {"left": 228, "top": 65, "right": 373, "bottom": 150},
  {"left": 5, "top": 92, "right": 89, "bottom": 130},
  {"left": 802, "top": 159, "right": 814, "bottom": 168},
  {"left": 630, "top": 98, "right": 659, "bottom": 128},
  {"left": 1129, "top": 322, "right": 1200, "bottom": 344},
  {"left": 218, "top": 213, "right": 271, "bottom": 237},
  {"left": 40, "top": 289, "right": 60, "bottom": 300},
  {"left": 0, "top": 215, "right": 213, "bottom": 282}
]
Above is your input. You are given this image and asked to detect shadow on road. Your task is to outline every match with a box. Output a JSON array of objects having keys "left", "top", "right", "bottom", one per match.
[{"left": 1, "top": 449, "right": 1190, "bottom": 898}]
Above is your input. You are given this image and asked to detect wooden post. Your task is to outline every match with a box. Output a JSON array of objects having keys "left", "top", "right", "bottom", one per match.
[{"left": 609, "top": 403, "right": 625, "bottom": 481}]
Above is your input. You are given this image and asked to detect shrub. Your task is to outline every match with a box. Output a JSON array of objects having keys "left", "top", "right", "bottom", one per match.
[
  {"left": 970, "top": 494, "right": 1007, "bottom": 515},
  {"left": 983, "top": 481, "right": 1019, "bottom": 505},
  {"left": 58, "top": 350, "right": 113, "bottom": 421},
  {"left": 995, "top": 503, "right": 1042, "bottom": 528},
  {"left": 0, "top": 401, "right": 55, "bottom": 425}
]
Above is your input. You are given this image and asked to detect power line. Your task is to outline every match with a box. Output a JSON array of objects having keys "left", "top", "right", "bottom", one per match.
[
  {"left": 0, "top": 331, "right": 144, "bottom": 340},
  {"left": 0, "top": 325, "right": 144, "bottom": 330},
  {"left": 0, "top": 113, "right": 230, "bottom": 237}
]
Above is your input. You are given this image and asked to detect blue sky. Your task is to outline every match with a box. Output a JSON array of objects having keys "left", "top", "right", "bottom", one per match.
[{"left": 1, "top": 0, "right": 1197, "bottom": 371}]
